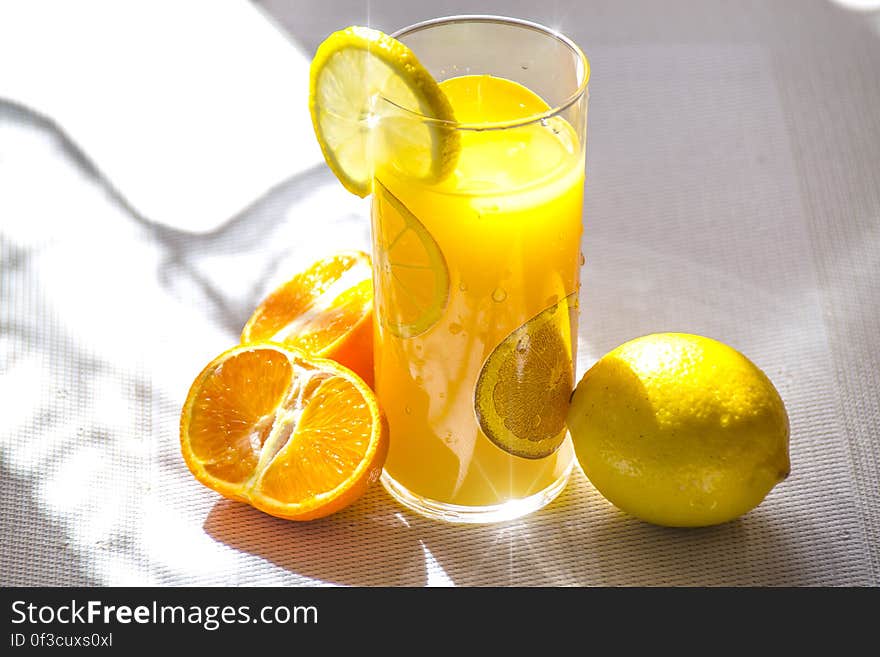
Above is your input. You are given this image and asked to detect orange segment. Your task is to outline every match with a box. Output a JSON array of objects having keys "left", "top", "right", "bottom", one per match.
[
  {"left": 186, "top": 348, "right": 292, "bottom": 493},
  {"left": 241, "top": 251, "right": 375, "bottom": 387},
  {"left": 258, "top": 376, "right": 374, "bottom": 503},
  {"left": 180, "top": 344, "right": 388, "bottom": 521}
]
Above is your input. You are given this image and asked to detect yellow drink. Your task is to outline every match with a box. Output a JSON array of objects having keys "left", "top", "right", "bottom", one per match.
[{"left": 372, "top": 74, "right": 584, "bottom": 513}]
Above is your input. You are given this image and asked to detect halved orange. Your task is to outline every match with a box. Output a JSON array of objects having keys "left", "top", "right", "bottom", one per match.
[
  {"left": 180, "top": 343, "right": 388, "bottom": 521},
  {"left": 240, "top": 251, "right": 374, "bottom": 387}
]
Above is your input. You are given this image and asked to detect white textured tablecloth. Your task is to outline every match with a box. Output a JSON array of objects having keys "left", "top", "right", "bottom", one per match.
[{"left": 2, "top": 0, "right": 878, "bottom": 586}]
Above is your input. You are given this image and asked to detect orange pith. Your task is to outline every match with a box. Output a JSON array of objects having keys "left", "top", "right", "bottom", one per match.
[
  {"left": 180, "top": 343, "right": 388, "bottom": 521},
  {"left": 240, "top": 251, "right": 375, "bottom": 387}
]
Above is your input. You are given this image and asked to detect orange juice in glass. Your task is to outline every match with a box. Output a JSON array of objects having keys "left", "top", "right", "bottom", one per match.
[{"left": 371, "top": 16, "right": 589, "bottom": 522}]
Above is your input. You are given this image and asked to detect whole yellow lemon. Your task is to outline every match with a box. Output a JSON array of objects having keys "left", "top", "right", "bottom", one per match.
[{"left": 567, "top": 333, "right": 790, "bottom": 527}]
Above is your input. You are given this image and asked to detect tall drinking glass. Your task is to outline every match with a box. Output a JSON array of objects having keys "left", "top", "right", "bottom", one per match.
[{"left": 370, "top": 16, "right": 589, "bottom": 523}]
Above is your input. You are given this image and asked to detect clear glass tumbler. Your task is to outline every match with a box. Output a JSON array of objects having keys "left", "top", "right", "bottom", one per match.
[{"left": 370, "top": 15, "right": 590, "bottom": 523}]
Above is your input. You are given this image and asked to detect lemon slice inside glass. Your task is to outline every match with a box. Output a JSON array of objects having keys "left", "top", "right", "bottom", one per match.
[
  {"left": 371, "top": 180, "right": 449, "bottom": 338},
  {"left": 474, "top": 293, "right": 579, "bottom": 459},
  {"left": 309, "top": 26, "right": 460, "bottom": 197}
]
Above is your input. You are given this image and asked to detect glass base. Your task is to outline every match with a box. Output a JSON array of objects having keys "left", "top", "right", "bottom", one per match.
[{"left": 380, "top": 461, "right": 573, "bottom": 524}]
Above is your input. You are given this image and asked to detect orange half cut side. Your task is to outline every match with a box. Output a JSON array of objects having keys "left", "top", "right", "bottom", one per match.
[
  {"left": 180, "top": 343, "right": 388, "bottom": 520},
  {"left": 241, "top": 251, "right": 375, "bottom": 387}
]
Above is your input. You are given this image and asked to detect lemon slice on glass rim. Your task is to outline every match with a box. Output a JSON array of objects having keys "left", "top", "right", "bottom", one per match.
[{"left": 308, "top": 26, "right": 460, "bottom": 197}]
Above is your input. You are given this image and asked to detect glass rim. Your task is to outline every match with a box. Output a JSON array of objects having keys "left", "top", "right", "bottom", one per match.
[{"left": 385, "top": 14, "right": 590, "bottom": 132}]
